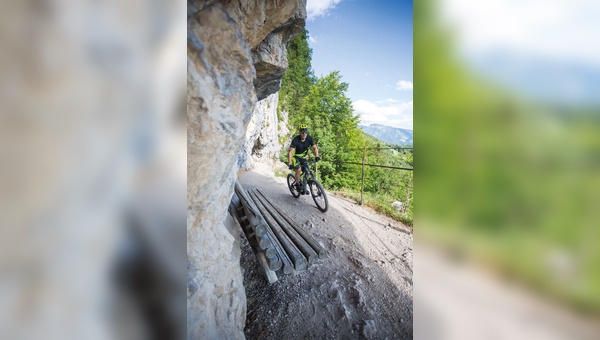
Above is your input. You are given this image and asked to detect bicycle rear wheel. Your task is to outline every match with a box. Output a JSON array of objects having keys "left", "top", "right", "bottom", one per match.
[
  {"left": 309, "top": 180, "right": 328, "bottom": 212},
  {"left": 287, "top": 174, "right": 300, "bottom": 198}
]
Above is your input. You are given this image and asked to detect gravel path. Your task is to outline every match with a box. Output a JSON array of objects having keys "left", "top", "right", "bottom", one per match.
[
  {"left": 415, "top": 243, "right": 600, "bottom": 340},
  {"left": 238, "top": 169, "right": 413, "bottom": 339}
]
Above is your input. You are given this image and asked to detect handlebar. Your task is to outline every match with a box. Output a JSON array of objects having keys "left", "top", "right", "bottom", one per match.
[{"left": 290, "top": 157, "right": 320, "bottom": 170}]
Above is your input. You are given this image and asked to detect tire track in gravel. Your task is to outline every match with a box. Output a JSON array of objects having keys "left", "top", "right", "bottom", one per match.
[
  {"left": 325, "top": 193, "right": 413, "bottom": 334},
  {"left": 328, "top": 194, "right": 410, "bottom": 268}
]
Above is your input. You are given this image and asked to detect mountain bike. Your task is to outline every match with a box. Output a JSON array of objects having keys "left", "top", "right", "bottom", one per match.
[{"left": 287, "top": 157, "right": 329, "bottom": 212}]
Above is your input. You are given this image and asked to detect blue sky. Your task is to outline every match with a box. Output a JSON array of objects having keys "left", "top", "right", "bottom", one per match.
[
  {"left": 305, "top": 0, "right": 413, "bottom": 130},
  {"left": 437, "top": 0, "right": 600, "bottom": 106}
]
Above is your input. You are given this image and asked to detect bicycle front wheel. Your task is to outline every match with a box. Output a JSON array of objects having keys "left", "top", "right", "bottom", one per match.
[
  {"left": 309, "top": 180, "right": 328, "bottom": 212},
  {"left": 287, "top": 174, "right": 300, "bottom": 198}
]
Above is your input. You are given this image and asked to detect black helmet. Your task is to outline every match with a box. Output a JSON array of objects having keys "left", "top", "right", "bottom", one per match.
[{"left": 299, "top": 124, "right": 308, "bottom": 134}]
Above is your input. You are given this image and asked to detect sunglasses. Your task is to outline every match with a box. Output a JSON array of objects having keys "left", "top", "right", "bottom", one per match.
[{"left": 300, "top": 130, "right": 308, "bottom": 134}]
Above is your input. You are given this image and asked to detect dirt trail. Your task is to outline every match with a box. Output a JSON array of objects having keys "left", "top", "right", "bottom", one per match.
[{"left": 238, "top": 170, "right": 413, "bottom": 339}]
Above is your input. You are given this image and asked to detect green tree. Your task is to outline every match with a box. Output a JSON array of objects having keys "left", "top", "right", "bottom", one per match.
[
  {"left": 300, "top": 71, "right": 364, "bottom": 188},
  {"left": 278, "top": 29, "right": 315, "bottom": 124},
  {"left": 277, "top": 26, "right": 413, "bottom": 225}
]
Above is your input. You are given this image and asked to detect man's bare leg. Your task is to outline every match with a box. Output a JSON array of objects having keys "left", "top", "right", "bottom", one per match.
[{"left": 295, "top": 168, "right": 301, "bottom": 187}]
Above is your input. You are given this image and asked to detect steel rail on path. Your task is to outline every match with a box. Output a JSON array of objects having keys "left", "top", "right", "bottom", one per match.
[
  {"left": 336, "top": 161, "right": 413, "bottom": 171},
  {"left": 310, "top": 146, "right": 413, "bottom": 205},
  {"left": 338, "top": 147, "right": 413, "bottom": 151}
]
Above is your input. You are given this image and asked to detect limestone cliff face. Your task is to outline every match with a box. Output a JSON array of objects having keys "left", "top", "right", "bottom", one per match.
[
  {"left": 239, "top": 93, "right": 290, "bottom": 170},
  {"left": 187, "top": 1, "right": 305, "bottom": 338}
]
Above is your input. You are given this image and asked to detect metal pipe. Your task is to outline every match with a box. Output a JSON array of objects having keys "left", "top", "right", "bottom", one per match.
[
  {"left": 256, "top": 189, "right": 326, "bottom": 258},
  {"left": 336, "top": 161, "right": 413, "bottom": 171},
  {"left": 256, "top": 252, "right": 278, "bottom": 284},
  {"left": 235, "top": 181, "right": 268, "bottom": 236},
  {"left": 249, "top": 190, "right": 306, "bottom": 272},
  {"left": 237, "top": 188, "right": 291, "bottom": 273},
  {"left": 251, "top": 189, "right": 318, "bottom": 264},
  {"left": 228, "top": 197, "right": 279, "bottom": 280},
  {"left": 231, "top": 195, "right": 272, "bottom": 251},
  {"left": 230, "top": 192, "right": 281, "bottom": 270},
  {"left": 263, "top": 219, "right": 293, "bottom": 274}
]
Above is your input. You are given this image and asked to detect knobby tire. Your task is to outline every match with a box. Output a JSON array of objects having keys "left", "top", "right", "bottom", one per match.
[
  {"left": 287, "top": 174, "right": 300, "bottom": 198},
  {"left": 309, "top": 180, "right": 329, "bottom": 212}
]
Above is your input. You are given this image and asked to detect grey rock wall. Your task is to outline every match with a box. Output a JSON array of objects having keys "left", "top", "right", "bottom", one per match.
[
  {"left": 0, "top": 0, "right": 186, "bottom": 338},
  {"left": 253, "top": 33, "right": 289, "bottom": 101},
  {"left": 239, "top": 93, "right": 285, "bottom": 171},
  {"left": 187, "top": 0, "right": 305, "bottom": 338}
]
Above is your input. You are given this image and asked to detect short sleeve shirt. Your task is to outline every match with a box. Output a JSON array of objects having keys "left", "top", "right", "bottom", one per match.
[{"left": 290, "top": 135, "right": 314, "bottom": 155}]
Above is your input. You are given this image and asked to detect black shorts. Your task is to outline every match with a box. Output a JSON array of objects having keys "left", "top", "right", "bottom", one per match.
[{"left": 292, "top": 155, "right": 307, "bottom": 167}]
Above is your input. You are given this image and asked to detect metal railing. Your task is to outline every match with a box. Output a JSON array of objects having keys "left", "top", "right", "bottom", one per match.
[{"left": 320, "top": 146, "right": 413, "bottom": 205}]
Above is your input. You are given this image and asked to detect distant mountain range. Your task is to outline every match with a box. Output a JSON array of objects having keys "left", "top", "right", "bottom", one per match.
[{"left": 359, "top": 124, "right": 413, "bottom": 146}]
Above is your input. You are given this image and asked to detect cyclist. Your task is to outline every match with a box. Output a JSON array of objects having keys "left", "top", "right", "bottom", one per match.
[{"left": 288, "top": 125, "right": 320, "bottom": 193}]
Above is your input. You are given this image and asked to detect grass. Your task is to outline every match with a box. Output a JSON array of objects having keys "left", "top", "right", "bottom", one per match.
[
  {"left": 273, "top": 168, "right": 414, "bottom": 228},
  {"left": 274, "top": 169, "right": 288, "bottom": 178},
  {"left": 331, "top": 188, "right": 413, "bottom": 228},
  {"left": 420, "top": 222, "right": 600, "bottom": 315}
]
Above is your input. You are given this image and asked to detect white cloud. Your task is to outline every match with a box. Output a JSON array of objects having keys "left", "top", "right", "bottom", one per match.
[
  {"left": 307, "top": 0, "right": 342, "bottom": 20},
  {"left": 439, "top": 0, "right": 600, "bottom": 67},
  {"left": 353, "top": 99, "right": 413, "bottom": 130},
  {"left": 376, "top": 98, "right": 401, "bottom": 104},
  {"left": 308, "top": 35, "right": 317, "bottom": 44},
  {"left": 396, "top": 80, "right": 413, "bottom": 91}
]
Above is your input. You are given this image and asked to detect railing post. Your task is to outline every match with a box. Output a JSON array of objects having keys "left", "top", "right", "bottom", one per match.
[
  {"left": 360, "top": 145, "right": 366, "bottom": 205},
  {"left": 314, "top": 143, "right": 318, "bottom": 177}
]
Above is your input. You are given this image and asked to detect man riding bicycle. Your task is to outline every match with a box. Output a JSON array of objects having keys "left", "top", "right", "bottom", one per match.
[{"left": 288, "top": 125, "right": 320, "bottom": 193}]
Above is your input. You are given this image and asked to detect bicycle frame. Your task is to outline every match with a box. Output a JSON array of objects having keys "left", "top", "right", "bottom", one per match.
[
  {"left": 289, "top": 156, "right": 329, "bottom": 212},
  {"left": 294, "top": 157, "right": 316, "bottom": 192}
]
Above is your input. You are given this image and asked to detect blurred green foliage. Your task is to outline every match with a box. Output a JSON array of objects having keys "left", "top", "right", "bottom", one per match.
[{"left": 416, "top": 0, "right": 600, "bottom": 312}]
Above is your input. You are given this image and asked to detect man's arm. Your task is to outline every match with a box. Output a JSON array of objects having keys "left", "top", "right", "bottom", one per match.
[{"left": 312, "top": 144, "right": 319, "bottom": 158}]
